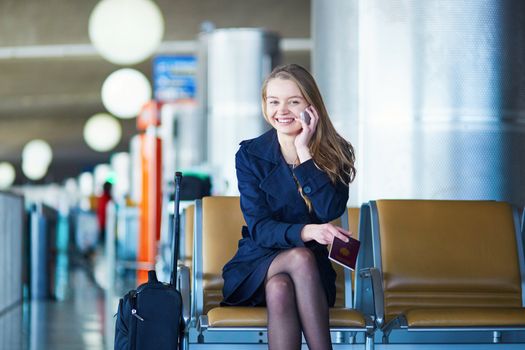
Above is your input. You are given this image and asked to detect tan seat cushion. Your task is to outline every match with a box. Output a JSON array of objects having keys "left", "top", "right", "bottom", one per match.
[
  {"left": 329, "top": 308, "right": 366, "bottom": 328},
  {"left": 405, "top": 307, "right": 525, "bottom": 327},
  {"left": 207, "top": 307, "right": 366, "bottom": 328},
  {"left": 208, "top": 307, "right": 267, "bottom": 327}
]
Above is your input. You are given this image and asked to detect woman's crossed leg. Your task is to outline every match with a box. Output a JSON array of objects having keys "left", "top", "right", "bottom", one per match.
[{"left": 265, "top": 247, "right": 332, "bottom": 350}]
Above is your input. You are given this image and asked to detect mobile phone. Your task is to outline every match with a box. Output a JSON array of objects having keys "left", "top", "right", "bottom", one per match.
[{"left": 300, "top": 110, "right": 311, "bottom": 125}]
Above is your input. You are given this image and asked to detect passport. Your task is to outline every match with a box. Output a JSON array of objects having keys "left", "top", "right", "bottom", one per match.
[{"left": 328, "top": 236, "right": 361, "bottom": 270}]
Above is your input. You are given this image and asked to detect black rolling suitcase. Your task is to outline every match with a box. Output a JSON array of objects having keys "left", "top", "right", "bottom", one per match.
[{"left": 115, "top": 172, "right": 185, "bottom": 350}]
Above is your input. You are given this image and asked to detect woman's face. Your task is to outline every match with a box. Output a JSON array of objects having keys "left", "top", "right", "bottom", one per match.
[{"left": 265, "top": 78, "right": 309, "bottom": 136}]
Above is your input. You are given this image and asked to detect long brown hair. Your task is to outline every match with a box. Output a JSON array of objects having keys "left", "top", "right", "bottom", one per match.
[{"left": 262, "top": 64, "right": 356, "bottom": 185}]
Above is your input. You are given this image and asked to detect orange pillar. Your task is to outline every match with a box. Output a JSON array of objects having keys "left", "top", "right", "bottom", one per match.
[{"left": 137, "top": 101, "right": 163, "bottom": 284}]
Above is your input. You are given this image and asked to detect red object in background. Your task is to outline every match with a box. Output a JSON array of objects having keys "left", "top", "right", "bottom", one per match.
[
  {"left": 137, "top": 101, "right": 163, "bottom": 284},
  {"left": 97, "top": 183, "right": 111, "bottom": 240},
  {"left": 137, "top": 100, "right": 162, "bottom": 130}
]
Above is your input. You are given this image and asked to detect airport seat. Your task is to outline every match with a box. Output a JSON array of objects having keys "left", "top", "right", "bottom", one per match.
[
  {"left": 331, "top": 207, "right": 361, "bottom": 309},
  {"left": 331, "top": 215, "right": 348, "bottom": 309},
  {"left": 347, "top": 207, "right": 360, "bottom": 292},
  {"left": 193, "top": 196, "right": 374, "bottom": 347},
  {"left": 180, "top": 204, "right": 194, "bottom": 269},
  {"left": 356, "top": 200, "right": 525, "bottom": 344}
]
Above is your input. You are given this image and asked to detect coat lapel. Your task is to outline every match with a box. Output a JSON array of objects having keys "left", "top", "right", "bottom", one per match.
[
  {"left": 246, "top": 129, "right": 299, "bottom": 203},
  {"left": 245, "top": 129, "right": 280, "bottom": 164}
]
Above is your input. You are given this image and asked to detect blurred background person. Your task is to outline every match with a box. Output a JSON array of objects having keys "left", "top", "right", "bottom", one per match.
[{"left": 97, "top": 181, "right": 113, "bottom": 245}]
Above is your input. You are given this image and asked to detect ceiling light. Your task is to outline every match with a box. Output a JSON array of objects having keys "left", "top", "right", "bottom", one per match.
[
  {"left": 78, "top": 172, "right": 94, "bottom": 197},
  {"left": 111, "top": 152, "right": 130, "bottom": 198},
  {"left": 83, "top": 113, "right": 122, "bottom": 152},
  {"left": 94, "top": 163, "right": 112, "bottom": 196},
  {"left": 21, "top": 161, "right": 49, "bottom": 181},
  {"left": 22, "top": 139, "right": 53, "bottom": 169},
  {"left": 102, "top": 68, "right": 151, "bottom": 119},
  {"left": 0, "top": 162, "right": 16, "bottom": 189},
  {"left": 88, "top": 0, "right": 165, "bottom": 65}
]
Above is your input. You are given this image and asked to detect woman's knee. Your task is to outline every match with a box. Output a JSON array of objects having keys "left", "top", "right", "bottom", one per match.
[
  {"left": 287, "top": 247, "right": 317, "bottom": 271},
  {"left": 265, "top": 274, "right": 295, "bottom": 308}
]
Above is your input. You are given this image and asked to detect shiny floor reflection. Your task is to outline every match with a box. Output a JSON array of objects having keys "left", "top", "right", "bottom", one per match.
[
  {"left": 0, "top": 303, "right": 24, "bottom": 350},
  {"left": 0, "top": 255, "right": 111, "bottom": 350},
  {"left": 30, "top": 264, "right": 105, "bottom": 350}
]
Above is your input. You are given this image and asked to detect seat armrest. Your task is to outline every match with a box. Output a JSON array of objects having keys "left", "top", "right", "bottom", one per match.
[
  {"left": 198, "top": 315, "right": 209, "bottom": 332},
  {"left": 360, "top": 267, "right": 385, "bottom": 327},
  {"left": 177, "top": 264, "right": 191, "bottom": 328}
]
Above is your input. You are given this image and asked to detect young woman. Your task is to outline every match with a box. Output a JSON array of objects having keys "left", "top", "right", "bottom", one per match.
[{"left": 222, "top": 64, "right": 356, "bottom": 350}]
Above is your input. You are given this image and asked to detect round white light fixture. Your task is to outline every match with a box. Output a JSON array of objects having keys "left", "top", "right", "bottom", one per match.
[
  {"left": 21, "top": 161, "right": 49, "bottom": 181},
  {"left": 21, "top": 139, "right": 53, "bottom": 181},
  {"left": 102, "top": 68, "right": 152, "bottom": 119},
  {"left": 0, "top": 162, "right": 16, "bottom": 189},
  {"left": 88, "top": 0, "right": 165, "bottom": 65},
  {"left": 78, "top": 172, "right": 94, "bottom": 197},
  {"left": 83, "top": 113, "right": 122, "bottom": 152},
  {"left": 94, "top": 163, "right": 112, "bottom": 196},
  {"left": 111, "top": 152, "right": 131, "bottom": 198},
  {"left": 22, "top": 139, "right": 53, "bottom": 168},
  {"left": 64, "top": 178, "right": 78, "bottom": 195}
]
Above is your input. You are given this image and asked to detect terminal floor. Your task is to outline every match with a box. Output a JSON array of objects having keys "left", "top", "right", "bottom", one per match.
[
  {"left": 2, "top": 249, "right": 525, "bottom": 350},
  {"left": 0, "top": 249, "right": 118, "bottom": 350}
]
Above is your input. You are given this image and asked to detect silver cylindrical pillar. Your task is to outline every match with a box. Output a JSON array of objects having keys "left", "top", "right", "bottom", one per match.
[
  {"left": 204, "top": 28, "right": 281, "bottom": 195},
  {"left": 312, "top": 0, "right": 525, "bottom": 206},
  {"left": 161, "top": 102, "right": 202, "bottom": 173},
  {"left": 312, "top": 0, "right": 359, "bottom": 205}
]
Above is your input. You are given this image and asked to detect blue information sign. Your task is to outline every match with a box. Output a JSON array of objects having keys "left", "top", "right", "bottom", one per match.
[{"left": 153, "top": 55, "right": 197, "bottom": 102}]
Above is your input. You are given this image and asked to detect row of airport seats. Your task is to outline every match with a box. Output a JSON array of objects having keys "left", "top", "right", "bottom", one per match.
[
  {"left": 356, "top": 200, "right": 525, "bottom": 346},
  {"left": 173, "top": 198, "right": 525, "bottom": 349}
]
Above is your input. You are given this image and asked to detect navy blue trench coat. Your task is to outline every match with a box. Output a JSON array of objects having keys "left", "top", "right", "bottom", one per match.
[{"left": 222, "top": 129, "right": 350, "bottom": 307}]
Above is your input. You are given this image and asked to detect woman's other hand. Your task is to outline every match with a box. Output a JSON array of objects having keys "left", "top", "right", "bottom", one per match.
[{"left": 300, "top": 223, "right": 352, "bottom": 245}]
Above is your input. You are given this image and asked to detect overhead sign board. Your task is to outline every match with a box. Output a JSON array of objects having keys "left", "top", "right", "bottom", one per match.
[{"left": 153, "top": 55, "right": 197, "bottom": 102}]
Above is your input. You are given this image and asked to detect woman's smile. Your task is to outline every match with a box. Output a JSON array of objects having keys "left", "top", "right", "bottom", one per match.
[{"left": 274, "top": 116, "right": 297, "bottom": 125}]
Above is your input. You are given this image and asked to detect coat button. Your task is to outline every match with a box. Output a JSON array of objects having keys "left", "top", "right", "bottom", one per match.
[{"left": 303, "top": 186, "right": 312, "bottom": 194}]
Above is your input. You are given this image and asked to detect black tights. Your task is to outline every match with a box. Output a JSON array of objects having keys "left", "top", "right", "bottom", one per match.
[{"left": 265, "top": 247, "right": 332, "bottom": 350}]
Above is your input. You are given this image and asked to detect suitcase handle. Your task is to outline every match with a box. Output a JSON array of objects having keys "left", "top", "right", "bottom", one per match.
[{"left": 170, "top": 171, "right": 183, "bottom": 286}]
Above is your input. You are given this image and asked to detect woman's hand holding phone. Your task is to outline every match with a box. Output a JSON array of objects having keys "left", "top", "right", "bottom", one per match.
[
  {"left": 295, "top": 105, "right": 318, "bottom": 161},
  {"left": 300, "top": 110, "right": 311, "bottom": 125}
]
